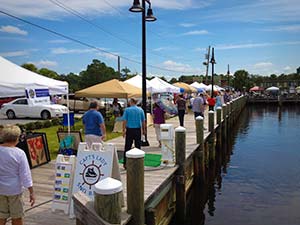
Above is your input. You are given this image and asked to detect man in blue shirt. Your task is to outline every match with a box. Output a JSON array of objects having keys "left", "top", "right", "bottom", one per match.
[
  {"left": 82, "top": 101, "right": 106, "bottom": 148},
  {"left": 122, "top": 98, "right": 146, "bottom": 168}
]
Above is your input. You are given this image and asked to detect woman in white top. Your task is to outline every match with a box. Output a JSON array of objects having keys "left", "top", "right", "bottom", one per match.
[{"left": 0, "top": 125, "right": 35, "bottom": 225}]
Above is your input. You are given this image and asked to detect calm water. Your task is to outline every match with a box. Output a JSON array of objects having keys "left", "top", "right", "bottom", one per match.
[{"left": 186, "top": 104, "right": 300, "bottom": 225}]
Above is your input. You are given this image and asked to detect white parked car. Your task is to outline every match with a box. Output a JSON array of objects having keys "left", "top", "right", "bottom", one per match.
[{"left": 0, "top": 98, "right": 69, "bottom": 120}]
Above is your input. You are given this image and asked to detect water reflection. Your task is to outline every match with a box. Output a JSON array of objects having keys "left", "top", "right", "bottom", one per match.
[{"left": 184, "top": 104, "right": 300, "bottom": 225}]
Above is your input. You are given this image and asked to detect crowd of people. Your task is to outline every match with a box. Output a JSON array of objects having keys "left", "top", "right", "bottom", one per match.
[{"left": 0, "top": 88, "right": 242, "bottom": 224}]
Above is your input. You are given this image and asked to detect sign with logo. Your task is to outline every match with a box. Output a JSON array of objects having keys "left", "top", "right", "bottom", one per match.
[
  {"left": 25, "top": 88, "right": 50, "bottom": 105},
  {"left": 72, "top": 143, "right": 114, "bottom": 199}
]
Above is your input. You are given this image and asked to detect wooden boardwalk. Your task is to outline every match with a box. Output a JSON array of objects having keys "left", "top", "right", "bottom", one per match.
[{"left": 12, "top": 111, "right": 212, "bottom": 225}]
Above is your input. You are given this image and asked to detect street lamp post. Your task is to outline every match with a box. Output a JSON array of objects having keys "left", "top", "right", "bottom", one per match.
[
  {"left": 227, "top": 64, "right": 230, "bottom": 88},
  {"left": 210, "top": 47, "right": 216, "bottom": 99},
  {"left": 130, "top": 0, "right": 156, "bottom": 146}
]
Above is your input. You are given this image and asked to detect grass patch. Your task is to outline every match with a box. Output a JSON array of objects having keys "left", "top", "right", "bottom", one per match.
[{"left": 34, "top": 119, "right": 121, "bottom": 160}]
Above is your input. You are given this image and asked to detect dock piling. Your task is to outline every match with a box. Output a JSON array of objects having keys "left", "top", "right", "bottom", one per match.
[
  {"left": 175, "top": 126, "right": 187, "bottom": 224},
  {"left": 126, "top": 148, "right": 145, "bottom": 225}
]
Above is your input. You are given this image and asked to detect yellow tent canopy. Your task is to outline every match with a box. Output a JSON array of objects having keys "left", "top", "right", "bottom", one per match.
[
  {"left": 173, "top": 82, "right": 197, "bottom": 93},
  {"left": 75, "top": 79, "right": 142, "bottom": 98}
]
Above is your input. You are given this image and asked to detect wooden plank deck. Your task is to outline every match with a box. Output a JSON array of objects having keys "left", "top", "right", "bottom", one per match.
[{"left": 10, "top": 111, "right": 213, "bottom": 225}]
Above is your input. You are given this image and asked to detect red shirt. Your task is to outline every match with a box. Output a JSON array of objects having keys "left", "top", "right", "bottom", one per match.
[{"left": 207, "top": 97, "right": 216, "bottom": 106}]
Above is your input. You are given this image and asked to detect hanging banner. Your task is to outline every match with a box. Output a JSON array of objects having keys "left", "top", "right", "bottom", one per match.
[{"left": 25, "top": 88, "right": 50, "bottom": 105}]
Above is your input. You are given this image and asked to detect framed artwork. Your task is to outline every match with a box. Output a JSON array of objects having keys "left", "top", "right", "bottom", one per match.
[
  {"left": 25, "top": 133, "right": 50, "bottom": 168},
  {"left": 57, "top": 131, "right": 82, "bottom": 156}
]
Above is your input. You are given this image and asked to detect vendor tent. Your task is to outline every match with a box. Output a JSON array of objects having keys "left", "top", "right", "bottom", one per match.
[
  {"left": 124, "top": 75, "right": 159, "bottom": 93},
  {"left": 0, "top": 56, "right": 68, "bottom": 97},
  {"left": 173, "top": 82, "right": 197, "bottom": 93},
  {"left": 149, "top": 77, "right": 181, "bottom": 93},
  {"left": 190, "top": 82, "right": 208, "bottom": 90},
  {"left": 75, "top": 79, "right": 142, "bottom": 98},
  {"left": 249, "top": 86, "right": 264, "bottom": 92},
  {"left": 266, "top": 86, "right": 280, "bottom": 91},
  {"left": 205, "top": 84, "right": 223, "bottom": 92}
]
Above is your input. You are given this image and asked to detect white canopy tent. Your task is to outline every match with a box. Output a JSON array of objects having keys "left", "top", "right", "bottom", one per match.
[
  {"left": 0, "top": 56, "right": 72, "bottom": 132},
  {"left": 266, "top": 86, "right": 280, "bottom": 91},
  {"left": 149, "top": 77, "right": 181, "bottom": 93},
  {"left": 0, "top": 56, "right": 68, "bottom": 98},
  {"left": 124, "top": 75, "right": 159, "bottom": 93},
  {"left": 205, "top": 84, "right": 224, "bottom": 92},
  {"left": 190, "top": 82, "right": 208, "bottom": 90}
]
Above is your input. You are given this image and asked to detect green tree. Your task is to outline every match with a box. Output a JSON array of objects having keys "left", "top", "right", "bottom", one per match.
[
  {"left": 169, "top": 77, "right": 178, "bottom": 83},
  {"left": 233, "top": 70, "right": 250, "bottom": 90},
  {"left": 79, "top": 59, "right": 119, "bottom": 88},
  {"left": 21, "top": 63, "right": 38, "bottom": 73},
  {"left": 38, "top": 68, "right": 60, "bottom": 79},
  {"left": 59, "top": 73, "right": 81, "bottom": 92},
  {"left": 121, "top": 67, "right": 131, "bottom": 79}
]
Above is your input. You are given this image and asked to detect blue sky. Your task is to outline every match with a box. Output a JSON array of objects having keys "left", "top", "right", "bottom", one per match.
[{"left": 0, "top": 0, "right": 300, "bottom": 80}]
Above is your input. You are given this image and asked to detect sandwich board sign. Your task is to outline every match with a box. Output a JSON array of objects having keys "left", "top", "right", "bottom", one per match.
[
  {"left": 69, "top": 142, "right": 122, "bottom": 218},
  {"left": 72, "top": 142, "right": 115, "bottom": 199},
  {"left": 51, "top": 155, "right": 76, "bottom": 214}
]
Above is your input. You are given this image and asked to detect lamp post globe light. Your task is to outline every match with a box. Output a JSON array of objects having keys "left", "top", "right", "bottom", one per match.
[{"left": 129, "top": 0, "right": 156, "bottom": 146}]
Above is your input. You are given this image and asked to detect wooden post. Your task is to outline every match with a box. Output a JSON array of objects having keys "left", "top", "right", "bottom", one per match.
[
  {"left": 227, "top": 102, "right": 231, "bottom": 129},
  {"left": 216, "top": 107, "right": 222, "bottom": 147},
  {"left": 195, "top": 116, "right": 204, "bottom": 179},
  {"left": 216, "top": 107, "right": 222, "bottom": 125},
  {"left": 195, "top": 116, "right": 204, "bottom": 146},
  {"left": 208, "top": 110, "right": 215, "bottom": 161},
  {"left": 94, "top": 177, "right": 123, "bottom": 224},
  {"left": 222, "top": 104, "right": 227, "bottom": 141},
  {"left": 175, "top": 126, "right": 186, "bottom": 224},
  {"left": 208, "top": 110, "right": 214, "bottom": 133},
  {"left": 126, "top": 148, "right": 145, "bottom": 225}
]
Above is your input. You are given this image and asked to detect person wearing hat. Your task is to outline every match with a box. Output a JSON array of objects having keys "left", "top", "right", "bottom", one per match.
[
  {"left": 192, "top": 93, "right": 205, "bottom": 118},
  {"left": 176, "top": 94, "right": 186, "bottom": 127},
  {"left": 82, "top": 101, "right": 106, "bottom": 147},
  {"left": 122, "top": 98, "right": 146, "bottom": 169}
]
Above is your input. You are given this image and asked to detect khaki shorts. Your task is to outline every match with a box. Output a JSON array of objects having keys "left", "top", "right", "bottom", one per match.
[{"left": 0, "top": 194, "right": 24, "bottom": 219}]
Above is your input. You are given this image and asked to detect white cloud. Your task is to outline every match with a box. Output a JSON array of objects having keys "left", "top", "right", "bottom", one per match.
[
  {"left": 182, "top": 30, "right": 209, "bottom": 36},
  {"left": 28, "top": 60, "right": 58, "bottom": 67},
  {"left": 0, "top": 0, "right": 212, "bottom": 18},
  {"left": 179, "top": 23, "right": 196, "bottom": 28},
  {"left": 199, "top": 0, "right": 300, "bottom": 23},
  {"left": 0, "top": 25, "right": 28, "bottom": 35},
  {"left": 263, "top": 24, "right": 300, "bottom": 32},
  {"left": 51, "top": 48, "right": 96, "bottom": 54},
  {"left": 153, "top": 47, "right": 179, "bottom": 52},
  {"left": 194, "top": 41, "right": 300, "bottom": 52},
  {"left": 162, "top": 60, "right": 201, "bottom": 74},
  {"left": 0, "top": 50, "right": 29, "bottom": 57},
  {"left": 96, "top": 52, "right": 119, "bottom": 60},
  {"left": 253, "top": 62, "right": 273, "bottom": 69}
]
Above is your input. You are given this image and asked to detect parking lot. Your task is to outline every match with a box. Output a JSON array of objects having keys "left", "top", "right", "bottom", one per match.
[
  {"left": 0, "top": 113, "right": 83, "bottom": 126},
  {"left": 0, "top": 114, "right": 42, "bottom": 125}
]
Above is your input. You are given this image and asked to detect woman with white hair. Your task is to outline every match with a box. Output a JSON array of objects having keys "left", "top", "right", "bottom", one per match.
[{"left": 0, "top": 125, "right": 35, "bottom": 225}]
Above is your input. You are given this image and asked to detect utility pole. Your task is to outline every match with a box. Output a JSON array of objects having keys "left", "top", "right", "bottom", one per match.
[{"left": 203, "top": 46, "right": 210, "bottom": 84}]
